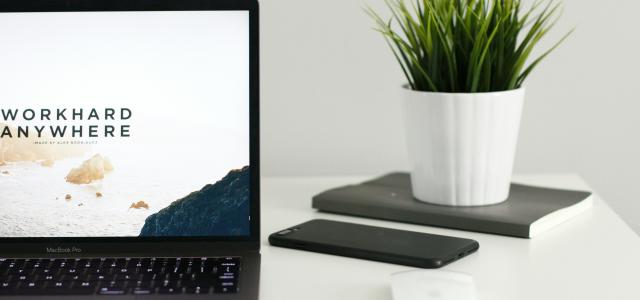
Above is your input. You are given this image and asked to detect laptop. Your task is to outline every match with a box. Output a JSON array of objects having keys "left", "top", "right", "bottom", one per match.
[{"left": 0, "top": 0, "right": 260, "bottom": 298}]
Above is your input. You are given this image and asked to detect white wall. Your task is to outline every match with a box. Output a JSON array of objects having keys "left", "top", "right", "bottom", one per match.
[{"left": 260, "top": 0, "right": 640, "bottom": 234}]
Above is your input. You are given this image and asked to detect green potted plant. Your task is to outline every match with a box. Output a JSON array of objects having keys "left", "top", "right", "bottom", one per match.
[{"left": 369, "top": 0, "right": 572, "bottom": 206}]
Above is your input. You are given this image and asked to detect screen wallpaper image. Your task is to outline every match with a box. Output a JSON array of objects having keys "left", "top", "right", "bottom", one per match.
[{"left": 0, "top": 12, "right": 250, "bottom": 237}]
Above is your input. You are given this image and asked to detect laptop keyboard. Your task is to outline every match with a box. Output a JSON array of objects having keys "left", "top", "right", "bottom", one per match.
[{"left": 0, "top": 257, "right": 240, "bottom": 296}]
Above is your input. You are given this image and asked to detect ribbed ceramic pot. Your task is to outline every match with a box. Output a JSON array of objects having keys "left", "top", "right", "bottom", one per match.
[{"left": 403, "top": 86, "right": 525, "bottom": 206}]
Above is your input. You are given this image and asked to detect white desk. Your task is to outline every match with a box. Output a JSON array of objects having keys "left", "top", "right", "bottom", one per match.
[{"left": 259, "top": 174, "right": 640, "bottom": 300}]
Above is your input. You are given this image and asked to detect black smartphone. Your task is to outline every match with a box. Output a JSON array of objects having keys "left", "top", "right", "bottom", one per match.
[{"left": 268, "top": 219, "right": 479, "bottom": 268}]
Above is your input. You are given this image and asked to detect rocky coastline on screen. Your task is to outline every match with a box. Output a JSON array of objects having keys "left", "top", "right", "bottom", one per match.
[
  {"left": 65, "top": 154, "right": 113, "bottom": 184},
  {"left": 139, "top": 166, "right": 250, "bottom": 237}
]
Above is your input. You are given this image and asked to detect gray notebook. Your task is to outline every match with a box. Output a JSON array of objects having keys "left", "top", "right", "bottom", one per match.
[{"left": 312, "top": 172, "right": 593, "bottom": 238}]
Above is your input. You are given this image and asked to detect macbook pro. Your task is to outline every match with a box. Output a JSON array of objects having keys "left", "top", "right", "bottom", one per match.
[{"left": 0, "top": 1, "right": 260, "bottom": 299}]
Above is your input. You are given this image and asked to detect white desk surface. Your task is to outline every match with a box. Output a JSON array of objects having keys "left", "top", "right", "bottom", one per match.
[{"left": 258, "top": 174, "right": 640, "bottom": 300}]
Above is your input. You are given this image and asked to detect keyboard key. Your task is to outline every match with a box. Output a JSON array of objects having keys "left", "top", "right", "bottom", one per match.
[
  {"left": 219, "top": 273, "right": 237, "bottom": 280},
  {"left": 16, "top": 275, "right": 29, "bottom": 281},
  {"left": 165, "top": 273, "right": 188, "bottom": 281},
  {"left": 216, "top": 286, "right": 238, "bottom": 294},
  {"left": 98, "top": 287, "right": 126, "bottom": 295},
  {"left": 85, "top": 274, "right": 108, "bottom": 281},
  {"left": 11, "top": 260, "right": 25, "bottom": 269},
  {"left": 73, "top": 281, "right": 96, "bottom": 289},
  {"left": 183, "top": 280, "right": 212, "bottom": 290},
  {"left": 216, "top": 280, "right": 238, "bottom": 294},
  {"left": 101, "top": 280, "right": 126, "bottom": 289},
  {"left": 64, "top": 269, "right": 79, "bottom": 275},
  {"left": 113, "top": 274, "right": 135, "bottom": 281},
  {"left": 52, "top": 260, "right": 69, "bottom": 269},
  {"left": 76, "top": 259, "right": 89, "bottom": 268},
  {"left": 159, "top": 280, "right": 180, "bottom": 289},
  {"left": 0, "top": 281, "right": 17, "bottom": 295},
  {"left": 135, "top": 259, "right": 150, "bottom": 268},
  {"left": 219, "top": 281, "right": 236, "bottom": 288},
  {"left": 20, "top": 281, "right": 43, "bottom": 289},
  {"left": 184, "top": 258, "right": 200, "bottom": 270},
  {"left": 42, "top": 275, "right": 55, "bottom": 281},
  {"left": 185, "top": 286, "right": 210, "bottom": 294},
  {"left": 116, "top": 268, "right": 133, "bottom": 275},
  {"left": 85, "top": 268, "right": 107, "bottom": 275},
  {"left": 68, "top": 274, "right": 81, "bottom": 281},
  {"left": 114, "top": 259, "right": 130, "bottom": 268},
  {"left": 158, "top": 287, "right": 181, "bottom": 294},
  {"left": 219, "top": 263, "right": 239, "bottom": 273},
  {"left": 48, "top": 281, "right": 71, "bottom": 289},
  {"left": 132, "top": 280, "right": 155, "bottom": 289},
  {"left": 104, "top": 259, "right": 117, "bottom": 268},
  {"left": 139, "top": 273, "right": 158, "bottom": 281},
  {"left": 132, "top": 287, "right": 154, "bottom": 295}
]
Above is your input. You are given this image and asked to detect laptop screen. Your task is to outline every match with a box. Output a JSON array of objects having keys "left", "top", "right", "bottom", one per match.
[{"left": 0, "top": 11, "right": 251, "bottom": 238}]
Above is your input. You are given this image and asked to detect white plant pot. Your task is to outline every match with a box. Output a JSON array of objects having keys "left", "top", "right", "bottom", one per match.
[{"left": 403, "top": 87, "right": 525, "bottom": 206}]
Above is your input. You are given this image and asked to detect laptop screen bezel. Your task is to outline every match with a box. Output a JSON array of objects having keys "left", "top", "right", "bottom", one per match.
[{"left": 0, "top": 0, "right": 260, "bottom": 255}]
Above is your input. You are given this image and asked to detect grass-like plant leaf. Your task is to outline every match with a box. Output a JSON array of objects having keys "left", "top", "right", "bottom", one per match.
[{"left": 367, "top": 0, "right": 572, "bottom": 93}]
